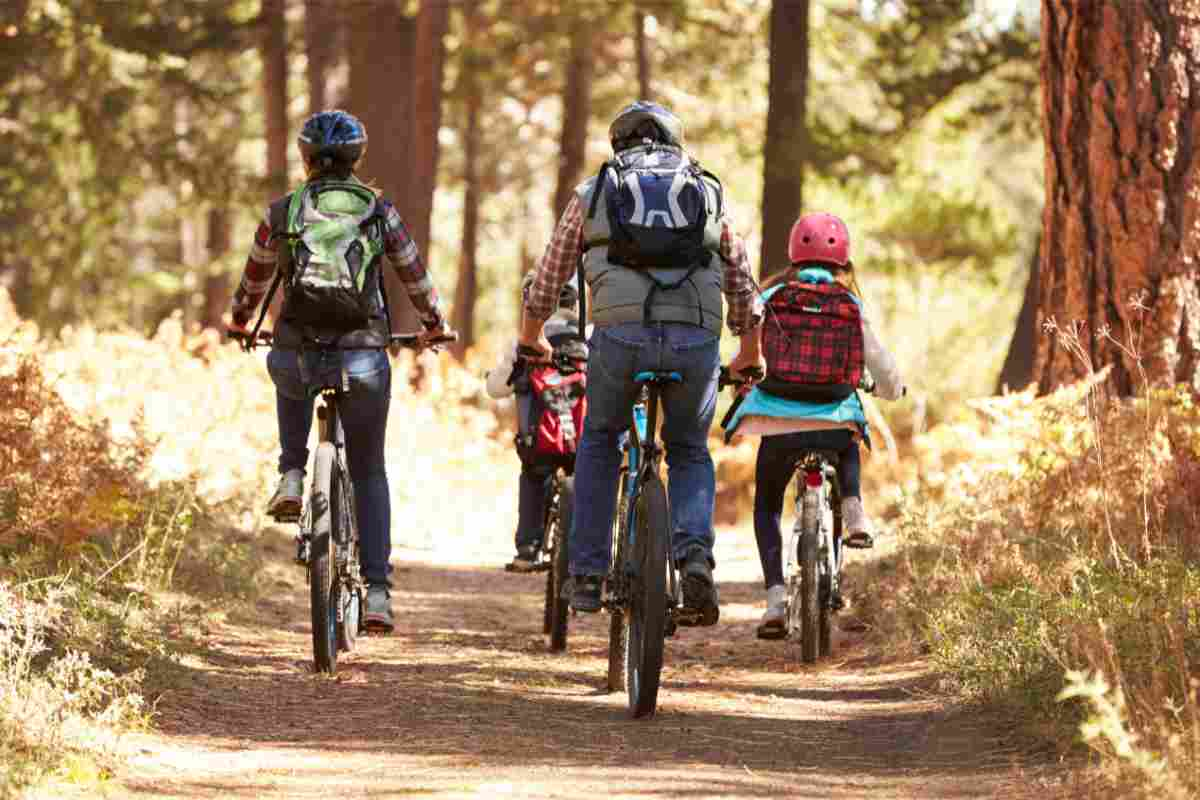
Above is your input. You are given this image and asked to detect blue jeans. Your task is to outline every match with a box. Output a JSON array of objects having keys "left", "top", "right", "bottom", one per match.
[
  {"left": 571, "top": 323, "right": 721, "bottom": 577},
  {"left": 266, "top": 348, "right": 393, "bottom": 587},
  {"left": 516, "top": 462, "right": 554, "bottom": 550},
  {"left": 752, "top": 429, "right": 860, "bottom": 588}
]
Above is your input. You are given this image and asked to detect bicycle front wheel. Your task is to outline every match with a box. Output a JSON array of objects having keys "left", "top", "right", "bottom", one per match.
[
  {"left": 627, "top": 475, "right": 668, "bottom": 718},
  {"left": 547, "top": 477, "right": 573, "bottom": 652},
  {"left": 309, "top": 443, "right": 339, "bottom": 674},
  {"left": 606, "top": 471, "right": 630, "bottom": 693}
]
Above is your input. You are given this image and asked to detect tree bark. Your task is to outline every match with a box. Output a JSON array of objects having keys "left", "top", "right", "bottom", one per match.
[
  {"left": 261, "top": 0, "right": 288, "bottom": 199},
  {"left": 552, "top": 24, "right": 594, "bottom": 220},
  {"left": 408, "top": 0, "right": 450, "bottom": 269},
  {"left": 304, "top": 0, "right": 339, "bottom": 114},
  {"left": 203, "top": 207, "right": 232, "bottom": 330},
  {"left": 451, "top": 4, "right": 484, "bottom": 361},
  {"left": 348, "top": 1, "right": 420, "bottom": 334},
  {"left": 635, "top": 9, "right": 651, "bottom": 100},
  {"left": 995, "top": 234, "right": 1041, "bottom": 393},
  {"left": 1035, "top": 1, "right": 1200, "bottom": 395},
  {"left": 759, "top": 0, "right": 810, "bottom": 279}
]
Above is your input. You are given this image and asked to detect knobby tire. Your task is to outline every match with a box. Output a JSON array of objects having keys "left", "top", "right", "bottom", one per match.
[
  {"left": 798, "top": 491, "right": 821, "bottom": 664},
  {"left": 332, "top": 464, "right": 359, "bottom": 654},
  {"left": 627, "top": 476, "right": 668, "bottom": 718},
  {"left": 310, "top": 443, "right": 339, "bottom": 674},
  {"left": 548, "top": 477, "right": 572, "bottom": 652},
  {"left": 606, "top": 475, "right": 630, "bottom": 693}
]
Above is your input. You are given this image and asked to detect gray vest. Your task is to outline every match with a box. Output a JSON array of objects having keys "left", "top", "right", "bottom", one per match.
[{"left": 576, "top": 151, "right": 725, "bottom": 335}]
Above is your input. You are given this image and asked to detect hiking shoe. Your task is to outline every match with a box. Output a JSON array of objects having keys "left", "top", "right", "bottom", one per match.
[
  {"left": 842, "top": 497, "right": 874, "bottom": 549},
  {"left": 363, "top": 584, "right": 394, "bottom": 633},
  {"left": 268, "top": 468, "right": 304, "bottom": 521},
  {"left": 505, "top": 544, "right": 540, "bottom": 573},
  {"left": 570, "top": 575, "right": 603, "bottom": 613},
  {"left": 756, "top": 584, "right": 788, "bottom": 640},
  {"left": 678, "top": 547, "right": 719, "bottom": 627}
]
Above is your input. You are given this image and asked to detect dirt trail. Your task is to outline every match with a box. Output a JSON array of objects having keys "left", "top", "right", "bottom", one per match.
[{"left": 114, "top": 520, "right": 1056, "bottom": 800}]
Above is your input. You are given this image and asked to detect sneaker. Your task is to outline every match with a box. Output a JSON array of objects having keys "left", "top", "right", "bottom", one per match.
[
  {"left": 842, "top": 497, "right": 874, "bottom": 549},
  {"left": 363, "top": 584, "right": 394, "bottom": 633},
  {"left": 756, "top": 584, "right": 788, "bottom": 640},
  {"left": 678, "top": 546, "right": 719, "bottom": 627},
  {"left": 268, "top": 469, "right": 304, "bottom": 521},
  {"left": 570, "top": 575, "right": 603, "bottom": 613},
  {"left": 505, "top": 544, "right": 540, "bottom": 573}
]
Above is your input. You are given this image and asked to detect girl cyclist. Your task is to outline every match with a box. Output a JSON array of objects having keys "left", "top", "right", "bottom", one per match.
[{"left": 725, "top": 213, "right": 904, "bottom": 640}]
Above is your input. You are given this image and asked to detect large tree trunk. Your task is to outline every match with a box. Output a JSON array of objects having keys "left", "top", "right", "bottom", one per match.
[
  {"left": 203, "top": 207, "right": 232, "bottom": 330},
  {"left": 635, "top": 10, "right": 651, "bottom": 100},
  {"left": 451, "top": 4, "right": 484, "bottom": 361},
  {"left": 995, "top": 234, "right": 1042, "bottom": 393},
  {"left": 304, "top": 0, "right": 339, "bottom": 114},
  {"left": 407, "top": 0, "right": 450, "bottom": 269},
  {"left": 261, "top": 0, "right": 288, "bottom": 199},
  {"left": 1036, "top": 2, "right": 1200, "bottom": 395},
  {"left": 348, "top": 1, "right": 420, "bottom": 334},
  {"left": 759, "top": 0, "right": 810, "bottom": 279},
  {"left": 552, "top": 25, "right": 594, "bottom": 220}
]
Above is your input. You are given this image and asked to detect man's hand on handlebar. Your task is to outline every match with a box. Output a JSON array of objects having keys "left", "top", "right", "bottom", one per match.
[{"left": 516, "top": 331, "right": 552, "bottom": 363}]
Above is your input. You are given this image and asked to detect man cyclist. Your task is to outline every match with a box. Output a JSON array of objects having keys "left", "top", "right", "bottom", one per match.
[
  {"left": 228, "top": 110, "right": 450, "bottom": 632},
  {"left": 519, "top": 101, "right": 764, "bottom": 624}
]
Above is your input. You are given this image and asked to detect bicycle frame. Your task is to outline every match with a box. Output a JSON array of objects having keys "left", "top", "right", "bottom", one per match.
[{"left": 788, "top": 453, "right": 844, "bottom": 619}]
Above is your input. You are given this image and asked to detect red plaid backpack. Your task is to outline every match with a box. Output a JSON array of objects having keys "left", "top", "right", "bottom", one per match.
[
  {"left": 515, "top": 360, "right": 587, "bottom": 468},
  {"left": 762, "top": 281, "right": 865, "bottom": 403}
]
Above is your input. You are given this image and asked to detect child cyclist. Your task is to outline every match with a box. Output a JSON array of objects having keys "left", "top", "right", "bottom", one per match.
[
  {"left": 724, "top": 213, "right": 904, "bottom": 640},
  {"left": 486, "top": 271, "right": 588, "bottom": 572}
]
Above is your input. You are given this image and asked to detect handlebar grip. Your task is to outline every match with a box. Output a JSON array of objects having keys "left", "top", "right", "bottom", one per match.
[{"left": 516, "top": 344, "right": 545, "bottom": 359}]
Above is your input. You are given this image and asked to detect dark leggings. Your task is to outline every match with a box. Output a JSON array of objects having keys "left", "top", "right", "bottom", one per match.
[{"left": 752, "top": 429, "right": 861, "bottom": 589}]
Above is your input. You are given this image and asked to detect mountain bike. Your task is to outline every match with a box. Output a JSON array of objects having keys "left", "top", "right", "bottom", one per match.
[
  {"left": 603, "top": 369, "right": 718, "bottom": 718},
  {"left": 510, "top": 345, "right": 580, "bottom": 653},
  {"left": 719, "top": 369, "right": 873, "bottom": 664},
  {"left": 229, "top": 328, "right": 455, "bottom": 674}
]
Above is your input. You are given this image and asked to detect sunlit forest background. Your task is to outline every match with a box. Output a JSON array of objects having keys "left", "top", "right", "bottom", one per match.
[{"left": 5, "top": 2, "right": 1200, "bottom": 799}]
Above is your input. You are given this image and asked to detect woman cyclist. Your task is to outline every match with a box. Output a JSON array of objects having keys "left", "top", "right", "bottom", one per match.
[{"left": 227, "top": 110, "right": 450, "bottom": 633}]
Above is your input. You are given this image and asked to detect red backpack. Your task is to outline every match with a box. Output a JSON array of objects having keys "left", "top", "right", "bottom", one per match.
[
  {"left": 762, "top": 281, "right": 864, "bottom": 403},
  {"left": 515, "top": 361, "right": 587, "bottom": 467}
]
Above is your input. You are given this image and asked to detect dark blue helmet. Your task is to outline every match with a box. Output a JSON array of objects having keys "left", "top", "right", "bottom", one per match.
[
  {"left": 609, "top": 101, "right": 683, "bottom": 151},
  {"left": 297, "top": 110, "right": 367, "bottom": 167}
]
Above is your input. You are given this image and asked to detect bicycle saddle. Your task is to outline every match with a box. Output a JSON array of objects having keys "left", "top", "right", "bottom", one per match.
[{"left": 634, "top": 370, "right": 683, "bottom": 385}]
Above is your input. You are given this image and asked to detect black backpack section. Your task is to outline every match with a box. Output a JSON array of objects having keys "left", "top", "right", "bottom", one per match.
[{"left": 582, "top": 146, "right": 723, "bottom": 333}]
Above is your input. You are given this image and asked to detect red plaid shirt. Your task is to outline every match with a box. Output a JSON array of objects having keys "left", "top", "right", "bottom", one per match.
[
  {"left": 525, "top": 194, "right": 763, "bottom": 335},
  {"left": 231, "top": 196, "right": 444, "bottom": 329}
]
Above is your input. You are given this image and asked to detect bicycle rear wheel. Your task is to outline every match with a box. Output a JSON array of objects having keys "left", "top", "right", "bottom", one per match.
[
  {"left": 310, "top": 443, "right": 339, "bottom": 674},
  {"left": 606, "top": 473, "right": 630, "bottom": 693},
  {"left": 332, "top": 465, "right": 359, "bottom": 653},
  {"left": 547, "top": 477, "right": 572, "bottom": 652},
  {"left": 627, "top": 475, "right": 668, "bottom": 718},
  {"left": 795, "top": 490, "right": 821, "bottom": 664}
]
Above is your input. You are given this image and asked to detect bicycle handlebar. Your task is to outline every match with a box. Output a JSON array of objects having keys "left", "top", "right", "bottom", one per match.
[
  {"left": 226, "top": 329, "right": 273, "bottom": 351},
  {"left": 516, "top": 343, "right": 583, "bottom": 373},
  {"left": 225, "top": 328, "right": 458, "bottom": 352},
  {"left": 718, "top": 365, "right": 764, "bottom": 389}
]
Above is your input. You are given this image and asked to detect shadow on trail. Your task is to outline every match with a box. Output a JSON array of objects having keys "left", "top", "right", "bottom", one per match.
[{"left": 141, "top": 562, "right": 1030, "bottom": 798}]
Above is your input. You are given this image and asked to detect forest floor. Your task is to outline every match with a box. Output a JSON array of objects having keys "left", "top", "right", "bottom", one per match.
[{"left": 94, "top": 519, "right": 1063, "bottom": 800}]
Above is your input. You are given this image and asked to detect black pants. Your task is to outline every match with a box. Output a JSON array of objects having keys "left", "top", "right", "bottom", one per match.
[{"left": 752, "top": 429, "right": 861, "bottom": 589}]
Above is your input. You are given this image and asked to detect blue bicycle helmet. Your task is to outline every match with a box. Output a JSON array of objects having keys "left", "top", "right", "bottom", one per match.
[
  {"left": 297, "top": 110, "right": 367, "bottom": 167},
  {"left": 609, "top": 101, "right": 683, "bottom": 151}
]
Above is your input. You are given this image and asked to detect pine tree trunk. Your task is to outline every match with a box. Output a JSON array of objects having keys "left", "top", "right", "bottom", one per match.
[
  {"left": 261, "top": 0, "right": 288, "bottom": 199},
  {"left": 759, "top": 0, "right": 810, "bottom": 279},
  {"left": 635, "top": 10, "right": 651, "bottom": 100},
  {"left": 451, "top": 5, "right": 484, "bottom": 361},
  {"left": 348, "top": 1, "right": 419, "bottom": 334},
  {"left": 304, "top": 0, "right": 338, "bottom": 114},
  {"left": 408, "top": 0, "right": 450, "bottom": 268},
  {"left": 203, "top": 207, "right": 232, "bottom": 330},
  {"left": 1036, "top": 2, "right": 1200, "bottom": 395},
  {"left": 995, "top": 234, "right": 1042, "bottom": 393},
  {"left": 553, "top": 25, "right": 594, "bottom": 220}
]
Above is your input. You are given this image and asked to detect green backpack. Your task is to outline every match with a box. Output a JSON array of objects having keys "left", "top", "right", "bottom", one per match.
[{"left": 277, "top": 180, "right": 387, "bottom": 330}]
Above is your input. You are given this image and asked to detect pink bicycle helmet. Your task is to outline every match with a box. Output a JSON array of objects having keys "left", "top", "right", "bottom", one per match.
[{"left": 788, "top": 212, "right": 850, "bottom": 267}]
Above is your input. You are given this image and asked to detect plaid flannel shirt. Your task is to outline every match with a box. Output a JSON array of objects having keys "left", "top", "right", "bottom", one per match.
[
  {"left": 231, "top": 197, "right": 444, "bottom": 329},
  {"left": 525, "top": 194, "right": 763, "bottom": 335}
]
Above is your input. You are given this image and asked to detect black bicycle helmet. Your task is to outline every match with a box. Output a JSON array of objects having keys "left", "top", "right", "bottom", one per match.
[
  {"left": 521, "top": 269, "right": 579, "bottom": 310},
  {"left": 609, "top": 101, "right": 683, "bottom": 151},
  {"left": 297, "top": 110, "right": 367, "bottom": 168}
]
